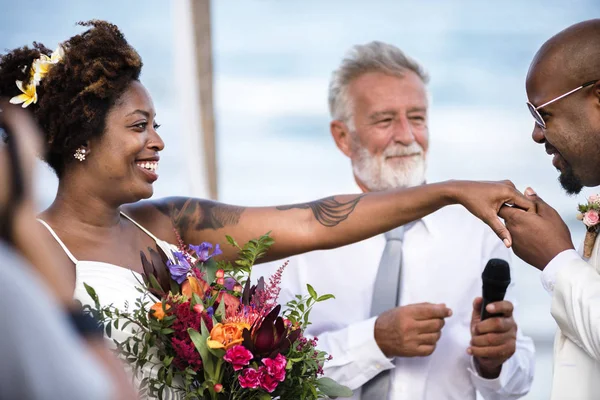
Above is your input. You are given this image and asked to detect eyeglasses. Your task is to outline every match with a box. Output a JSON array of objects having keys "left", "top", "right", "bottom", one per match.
[{"left": 526, "top": 80, "right": 598, "bottom": 129}]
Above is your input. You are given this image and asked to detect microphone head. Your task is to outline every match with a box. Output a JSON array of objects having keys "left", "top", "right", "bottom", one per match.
[{"left": 482, "top": 258, "right": 510, "bottom": 283}]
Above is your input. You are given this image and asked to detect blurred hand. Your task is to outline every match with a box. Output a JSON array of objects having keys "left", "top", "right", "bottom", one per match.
[
  {"left": 374, "top": 302, "right": 452, "bottom": 357},
  {"left": 450, "top": 180, "right": 535, "bottom": 248},
  {"left": 499, "top": 187, "right": 574, "bottom": 270},
  {"left": 468, "top": 297, "right": 517, "bottom": 378}
]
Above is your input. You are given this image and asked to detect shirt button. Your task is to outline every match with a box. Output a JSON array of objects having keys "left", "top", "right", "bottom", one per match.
[{"left": 375, "top": 363, "right": 382, "bottom": 370}]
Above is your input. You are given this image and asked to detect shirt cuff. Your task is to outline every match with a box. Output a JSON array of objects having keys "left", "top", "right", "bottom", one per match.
[
  {"left": 541, "top": 249, "right": 581, "bottom": 294},
  {"left": 467, "top": 357, "right": 504, "bottom": 391},
  {"left": 347, "top": 317, "right": 395, "bottom": 372}
]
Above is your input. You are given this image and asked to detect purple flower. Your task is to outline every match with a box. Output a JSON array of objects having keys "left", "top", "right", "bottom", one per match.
[
  {"left": 224, "top": 277, "right": 237, "bottom": 291},
  {"left": 166, "top": 251, "right": 191, "bottom": 284},
  {"left": 207, "top": 306, "right": 214, "bottom": 317},
  {"left": 189, "top": 242, "right": 222, "bottom": 263}
]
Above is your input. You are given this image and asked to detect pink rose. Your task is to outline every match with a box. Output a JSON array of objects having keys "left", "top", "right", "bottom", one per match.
[
  {"left": 224, "top": 345, "right": 254, "bottom": 371},
  {"left": 258, "top": 366, "right": 280, "bottom": 392},
  {"left": 262, "top": 354, "right": 287, "bottom": 382},
  {"left": 589, "top": 194, "right": 600, "bottom": 206},
  {"left": 238, "top": 367, "right": 261, "bottom": 389},
  {"left": 584, "top": 210, "right": 600, "bottom": 227}
]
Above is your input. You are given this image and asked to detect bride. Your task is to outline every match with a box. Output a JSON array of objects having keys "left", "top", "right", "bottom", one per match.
[{"left": 0, "top": 20, "right": 532, "bottom": 398}]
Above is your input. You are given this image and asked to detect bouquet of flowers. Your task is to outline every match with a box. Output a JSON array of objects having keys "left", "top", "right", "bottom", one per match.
[
  {"left": 83, "top": 233, "right": 352, "bottom": 399},
  {"left": 577, "top": 194, "right": 600, "bottom": 258}
]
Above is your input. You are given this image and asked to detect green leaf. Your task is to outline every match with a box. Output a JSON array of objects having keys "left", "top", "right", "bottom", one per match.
[
  {"left": 188, "top": 326, "right": 215, "bottom": 379},
  {"left": 307, "top": 284, "right": 318, "bottom": 301},
  {"left": 83, "top": 283, "right": 101, "bottom": 309},
  {"left": 256, "top": 393, "right": 271, "bottom": 400},
  {"left": 160, "top": 328, "right": 175, "bottom": 335},
  {"left": 170, "top": 278, "right": 180, "bottom": 295},
  {"left": 317, "top": 294, "right": 335, "bottom": 302},
  {"left": 203, "top": 258, "right": 219, "bottom": 285},
  {"left": 191, "top": 293, "right": 203, "bottom": 307},
  {"left": 226, "top": 235, "right": 240, "bottom": 249},
  {"left": 148, "top": 274, "right": 163, "bottom": 292},
  {"left": 316, "top": 377, "right": 353, "bottom": 398},
  {"left": 215, "top": 299, "right": 226, "bottom": 320}
]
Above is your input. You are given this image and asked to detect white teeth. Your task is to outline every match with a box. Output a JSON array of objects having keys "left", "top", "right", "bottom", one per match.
[{"left": 136, "top": 161, "right": 158, "bottom": 172}]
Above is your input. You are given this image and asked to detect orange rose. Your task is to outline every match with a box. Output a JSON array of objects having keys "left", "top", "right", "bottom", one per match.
[
  {"left": 182, "top": 276, "right": 209, "bottom": 299},
  {"left": 207, "top": 322, "right": 250, "bottom": 350},
  {"left": 149, "top": 302, "right": 171, "bottom": 320}
]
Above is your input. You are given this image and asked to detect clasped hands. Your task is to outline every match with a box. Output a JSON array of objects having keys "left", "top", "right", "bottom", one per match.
[
  {"left": 374, "top": 299, "right": 517, "bottom": 379},
  {"left": 498, "top": 187, "right": 574, "bottom": 270}
]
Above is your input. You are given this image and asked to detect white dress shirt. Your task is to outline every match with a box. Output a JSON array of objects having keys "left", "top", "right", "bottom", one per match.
[{"left": 260, "top": 204, "right": 535, "bottom": 400}]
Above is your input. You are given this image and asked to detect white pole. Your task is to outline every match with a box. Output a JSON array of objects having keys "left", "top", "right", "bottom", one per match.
[{"left": 171, "top": 0, "right": 217, "bottom": 199}]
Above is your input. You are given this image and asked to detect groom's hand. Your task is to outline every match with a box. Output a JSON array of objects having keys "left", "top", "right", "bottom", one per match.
[
  {"left": 468, "top": 297, "right": 517, "bottom": 379},
  {"left": 499, "top": 188, "right": 574, "bottom": 270},
  {"left": 374, "top": 302, "right": 452, "bottom": 358}
]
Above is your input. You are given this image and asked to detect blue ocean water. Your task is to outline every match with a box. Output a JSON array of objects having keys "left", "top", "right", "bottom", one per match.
[{"left": 2, "top": 1, "right": 600, "bottom": 398}]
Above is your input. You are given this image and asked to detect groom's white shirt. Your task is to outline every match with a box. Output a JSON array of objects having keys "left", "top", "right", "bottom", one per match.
[{"left": 542, "top": 237, "right": 600, "bottom": 400}]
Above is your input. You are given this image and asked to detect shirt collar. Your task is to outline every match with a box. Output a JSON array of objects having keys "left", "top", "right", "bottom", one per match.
[{"left": 352, "top": 182, "right": 438, "bottom": 238}]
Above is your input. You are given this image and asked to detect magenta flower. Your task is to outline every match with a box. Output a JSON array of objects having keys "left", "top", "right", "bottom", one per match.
[
  {"left": 238, "top": 367, "right": 261, "bottom": 389},
  {"left": 262, "top": 354, "right": 287, "bottom": 382},
  {"left": 258, "top": 366, "right": 280, "bottom": 393},
  {"left": 189, "top": 242, "right": 222, "bottom": 262},
  {"left": 224, "top": 345, "right": 253, "bottom": 371}
]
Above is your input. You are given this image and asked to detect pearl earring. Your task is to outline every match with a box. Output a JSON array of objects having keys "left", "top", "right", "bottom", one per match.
[{"left": 74, "top": 147, "right": 87, "bottom": 162}]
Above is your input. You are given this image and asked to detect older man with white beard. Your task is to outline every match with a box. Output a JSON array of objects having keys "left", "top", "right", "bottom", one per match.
[{"left": 261, "top": 41, "right": 536, "bottom": 400}]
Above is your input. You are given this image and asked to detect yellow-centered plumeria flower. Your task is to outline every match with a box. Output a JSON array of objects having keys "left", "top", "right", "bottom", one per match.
[
  {"left": 9, "top": 80, "right": 38, "bottom": 108},
  {"left": 9, "top": 45, "right": 64, "bottom": 108},
  {"left": 32, "top": 45, "right": 64, "bottom": 85}
]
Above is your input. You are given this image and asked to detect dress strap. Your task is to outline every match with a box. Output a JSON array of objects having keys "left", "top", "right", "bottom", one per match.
[
  {"left": 120, "top": 212, "right": 179, "bottom": 262},
  {"left": 37, "top": 219, "right": 79, "bottom": 264},
  {"left": 120, "top": 211, "right": 163, "bottom": 244}
]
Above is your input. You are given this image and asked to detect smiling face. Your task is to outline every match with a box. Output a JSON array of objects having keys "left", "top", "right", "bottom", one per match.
[
  {"left": 526, "top": 57, "right": 600, "bottom": 194},
  {"left": 339, "top": 71, "right": 429, "bottom": 191},
  {"left": 84, "top": 80, "right": 165, "bottom": 203}
]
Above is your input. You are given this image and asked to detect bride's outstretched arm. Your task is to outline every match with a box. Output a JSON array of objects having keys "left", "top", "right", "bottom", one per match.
[{"left": 146, "top": 180, "right": 533, "bottom": 263}]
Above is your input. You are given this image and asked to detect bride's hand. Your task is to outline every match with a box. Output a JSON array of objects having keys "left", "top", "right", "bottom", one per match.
[{"left": 448, "top": 180, "right": 535, "bottom": 247}]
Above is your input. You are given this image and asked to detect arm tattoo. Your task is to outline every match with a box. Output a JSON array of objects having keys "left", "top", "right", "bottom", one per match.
[
  {"left": 155, "top": 198, "right": 244, "bottom": 231},
  {"left": 276, "top": 195, "right": 365, "bottom": 227}
]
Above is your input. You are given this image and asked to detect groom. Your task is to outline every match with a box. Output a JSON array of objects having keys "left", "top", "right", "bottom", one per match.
[{"left": 500, "top": 19, "right": 600, "bottom": 400}]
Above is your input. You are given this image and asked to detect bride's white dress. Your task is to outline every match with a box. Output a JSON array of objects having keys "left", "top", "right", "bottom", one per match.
[{"left": 39, "top": 213, "right": 183, "bottom": 399}]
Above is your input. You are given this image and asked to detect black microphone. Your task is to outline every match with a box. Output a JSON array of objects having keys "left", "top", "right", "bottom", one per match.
[{"left": 480, "top": 259, "right": 511, "bottom": 320}]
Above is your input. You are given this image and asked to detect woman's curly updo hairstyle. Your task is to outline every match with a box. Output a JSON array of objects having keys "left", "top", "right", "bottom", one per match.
[{"left": 0, "top": 20, "right": 143, "bottom": 177}]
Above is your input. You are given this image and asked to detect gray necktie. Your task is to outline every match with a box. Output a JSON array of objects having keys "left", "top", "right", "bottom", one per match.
[{"left": 361, "top": 226, "right": 405, "bottom": 400}]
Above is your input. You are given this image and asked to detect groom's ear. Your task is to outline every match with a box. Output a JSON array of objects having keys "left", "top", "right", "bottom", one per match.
[
  {"left": 593, "top": 81, "right": 600, "bottom": 106},
  {"left": 330, "top": 120, "right": 353, "bottom": 158}
]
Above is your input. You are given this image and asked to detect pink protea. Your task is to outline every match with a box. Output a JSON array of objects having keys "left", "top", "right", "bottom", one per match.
[
  {"left": 224, "top": 345, "right": 253, "bottom": 371},
  {"left": 238, "top": 367, "right": 261, "bottom": 389}
]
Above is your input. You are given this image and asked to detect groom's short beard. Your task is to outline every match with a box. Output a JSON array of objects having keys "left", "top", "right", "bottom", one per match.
[{"left": 559, "top": 164, "right": 583, "bottom": 195}]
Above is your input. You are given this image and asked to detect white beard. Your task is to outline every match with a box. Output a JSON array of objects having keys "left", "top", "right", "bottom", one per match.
[{"left": 351, "top": 142, "right": 427, "bottom": 191}]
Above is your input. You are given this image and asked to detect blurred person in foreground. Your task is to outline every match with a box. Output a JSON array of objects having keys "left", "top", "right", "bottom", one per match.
[
  {"left": 500, "top": 19, "right": 600, "bottom": 399},
  {"left": 261, "top": 42, "right": 535, "bottom": 400},
  {"left": 0, "top": 102, "right": 137, "bottom": 400}
]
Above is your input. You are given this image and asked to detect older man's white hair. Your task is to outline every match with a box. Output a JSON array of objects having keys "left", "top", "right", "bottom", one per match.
[{"left": 328, "top": 41, "right": 429, "bottom": 129}]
